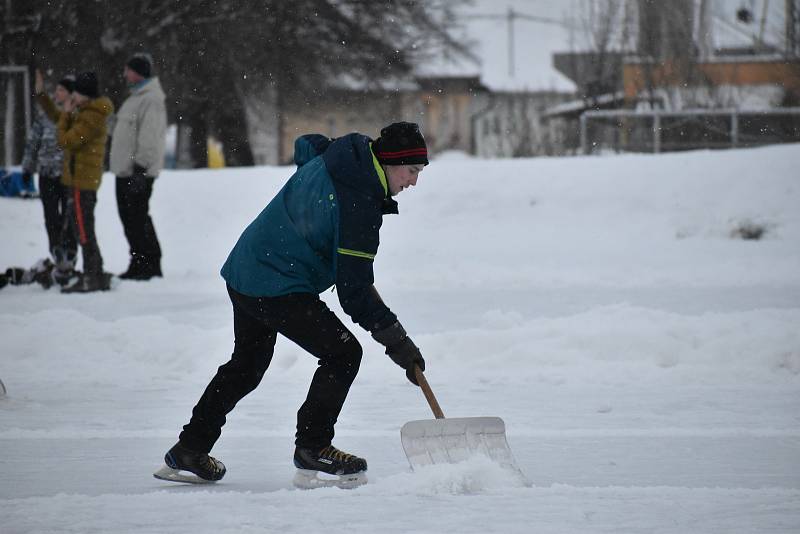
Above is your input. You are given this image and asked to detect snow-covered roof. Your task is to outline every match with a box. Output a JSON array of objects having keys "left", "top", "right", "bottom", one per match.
[
  {"left": 418, "top": 0, "right": 580, "bottom": 93},
  {"left": 543, "top": 91, "right": 626, "bottom": 117},
  {"left": 327, "top": 72, "right": 419, "bottom": 92}
]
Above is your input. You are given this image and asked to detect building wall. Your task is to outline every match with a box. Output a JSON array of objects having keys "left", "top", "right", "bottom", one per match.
[
  {"left": 416, "top": 90, "right": 474, "bottom": 153},
  {"left": 280, "top": 90, "right": 407, "bottom": 164},
  {"left": 473, "top": 91, "right": 575, "bottom": 157},
  {"left": 623, "top": 58, "right": 800, "bottom": 105},
  {"left": 280, "top": 81, "right": 483, "bottom": 162},
  {"left": 276, "top": 79, "right": 575, "bottom": 162}
]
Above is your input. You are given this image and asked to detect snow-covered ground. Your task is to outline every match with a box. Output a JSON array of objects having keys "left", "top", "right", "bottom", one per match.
[{"left": 2, "top": 145, "right": 799, "bottom": 533}]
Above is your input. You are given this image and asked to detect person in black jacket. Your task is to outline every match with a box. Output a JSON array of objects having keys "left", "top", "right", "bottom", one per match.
[
  {"left": 155, "top": 122, "right": 429, "bottom": 489},
  {"left": 21, "top": 74, "right": 77, "bottom": 285}
]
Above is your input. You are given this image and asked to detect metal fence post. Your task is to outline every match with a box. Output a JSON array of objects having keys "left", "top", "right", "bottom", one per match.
[
  {"left": 653, "top": 113, "right": 661, "bottom": 153},
  {"left": 579, "top": 107, "right": 799, "bottom": 155},
  {"left": 580, "top": 113, "right": 588, "bottom": 154},
  {"left": 1, "top": 66, "right": 31, "bottom": 167}
]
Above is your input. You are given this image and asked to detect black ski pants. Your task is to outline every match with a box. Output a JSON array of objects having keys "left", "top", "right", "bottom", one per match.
[
  {"left": 62, "top": 187, "right": 102, "bottom": 276},
  {"left": 116, "top": 175, "right": 161, "bottom": 268},
  {"left": 179, "top": 286, "right": 363, "bottom": 454},
  {"left": 39, "top": 175, "right": 76, "bottom": 264}
]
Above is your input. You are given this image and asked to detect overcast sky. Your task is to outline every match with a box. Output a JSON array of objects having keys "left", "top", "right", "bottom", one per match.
[{"left": 423, "top": 0, "right": 790, "bottom": 94}]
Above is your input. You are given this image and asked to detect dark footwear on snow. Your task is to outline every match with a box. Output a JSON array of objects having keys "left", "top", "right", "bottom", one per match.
[
  {"left": 119, "top": 266, "right": 161, "bottom": 280},
  {"left": 52, "top": 267, "right": 77, "bottom": 287},
  {"left": 61, "top": 273, "right": 112, "bottom": 293},
  {"left": 293, "top": 445, "right": 367, "bottom": 475},
  {"left": 119, "top": 257, "right": 162, "bottom": 280},
  {"left": 160, "top": 442, "right": 226, "bottom": 482}
]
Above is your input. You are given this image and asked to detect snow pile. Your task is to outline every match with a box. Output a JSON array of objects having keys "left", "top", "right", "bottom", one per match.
[
  {"left": 365, "top": 456, "right": 528, "bottom": 496},
  {"left": 417, "top": 306, "right": 800, "bottom": 380}
]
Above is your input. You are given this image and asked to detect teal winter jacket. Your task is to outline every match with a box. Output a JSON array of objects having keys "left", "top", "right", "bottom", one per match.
[{"left": 221, "top": 133, "right": 399, "bottom": 332}]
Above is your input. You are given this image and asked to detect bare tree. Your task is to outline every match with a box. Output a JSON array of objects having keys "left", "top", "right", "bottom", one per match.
[
  {"left": 564, "top": 0, "right": 635, "bottom": 99},
  {"left": 10, "top": 0, "right": 472, "bottom": 167},
  {"left": 565, "top": 0, "right": 729, "bottom": 109}
]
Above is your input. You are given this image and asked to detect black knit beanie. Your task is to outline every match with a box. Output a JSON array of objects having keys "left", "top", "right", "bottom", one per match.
[
  {"left": 57, "top": 74, "right": 75, "bottom": 93},
  {"left": 73, "top": 72, "right": 99, "bottom": 98},
  {"left": 373, "top": 122, "right": 429, "bottom": 166},
  {"left": 127, "top": 53, "right": 152, "bottom": 78}
]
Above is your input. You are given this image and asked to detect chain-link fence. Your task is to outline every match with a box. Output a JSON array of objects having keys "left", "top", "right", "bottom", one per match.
[{"left": 579, "top": 108, "right": 800, "bottom": 154}]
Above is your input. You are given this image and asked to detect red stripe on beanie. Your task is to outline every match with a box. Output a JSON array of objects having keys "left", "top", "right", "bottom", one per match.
[{"left": 377, "top": 148, "right": 428, "bottom": 157}]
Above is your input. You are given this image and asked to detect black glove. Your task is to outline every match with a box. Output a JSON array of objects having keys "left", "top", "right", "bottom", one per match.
[
  {"left": 21, "top": 171, "right": 33, "bottom": 186},
  {"left": 372, "top": 322, "right": 425, "bottom": 386},
  {"left": 120, "top": 164, "right": 149, "bottom": 196},
  {"left": 132, "top": 163, "right": 148, "bottom": 179}
]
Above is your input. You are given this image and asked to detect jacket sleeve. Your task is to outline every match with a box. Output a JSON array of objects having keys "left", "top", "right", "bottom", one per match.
[
  {"left": 36, "top": 93, "right": 61, "bottom": 123},
  {"left": 134, "top": 98, "right": 167, "bottom": 172},
  {"left": 21, "top": 114, "right": 44, "bottom": 173},
  {"left": 334, "top": 192, "right": 398, "bottom": 332},
  {"left": 57, "top": 109, "right": 103, "bottom": 151}
]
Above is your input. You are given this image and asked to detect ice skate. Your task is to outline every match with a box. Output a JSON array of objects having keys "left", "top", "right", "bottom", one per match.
[
  {"left": 153, "top": 442, "right": 226, "bottom": 484},
  {"left": 292, "top": 445, "right": 368, "bottom": 489}
]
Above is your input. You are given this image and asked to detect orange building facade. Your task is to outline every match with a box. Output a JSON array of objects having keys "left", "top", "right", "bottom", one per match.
[{"left": 623, "top": 57, "right": 800, "bottom": 104}]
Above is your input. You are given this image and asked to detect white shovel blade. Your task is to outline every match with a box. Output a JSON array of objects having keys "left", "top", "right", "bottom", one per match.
[{"left": 400, "top": 416, "right": 526, "bottom": 480}]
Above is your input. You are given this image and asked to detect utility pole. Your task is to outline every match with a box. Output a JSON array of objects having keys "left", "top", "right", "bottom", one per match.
[
  {"left": 467, "top": 8, "right": 569, "bottom": 78},
  {"left": 2, "top": 0, "right": 36, "bottom": 166},
  {"left": 508, "top": 7, "right": 514, "bottom": 77},
  {"left": 4, "top": 0, "right": 16, "bottom": 167},
  {"left": 788, "top": 0, "right": 799, "bottom": 56},
  {"left": 4, "top": 0, "right": 11, "bottom": 44},
  {"left": 757, "top": 0, "right": 770, "bottom": 52},
  {"left": 697, "top": 0, "right": 711, "bottom": 59}
]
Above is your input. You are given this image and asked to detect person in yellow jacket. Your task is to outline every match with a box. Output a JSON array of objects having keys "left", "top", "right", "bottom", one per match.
[{"left": 36, "top": 70, "right": 115, "bottom": 293}]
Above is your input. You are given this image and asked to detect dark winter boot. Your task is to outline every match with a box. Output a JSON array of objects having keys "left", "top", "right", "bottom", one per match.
[
  {"left": 293, "top": 445, "right": 368, "bottom": 475},
  {"left": 5, "top": 267, "right": 26, "bottom": 285},
  {"left": 30, "top": 258, "right": 56, "bottom": 289},
  {"left": 52, "top": 267, "right": 77, "bottom": 287},
  {"left": 145, "top": 260, "right": 163, "bottom": 279},
  {"left": 3, "top": 259, "right": 56, "bottom": 288},
  {"left": 119, "top": 257, "right": 162, "bottom": 280},
  {"left": 163, "top": 442, "right": 226, "bottom": 482},
  {"left": 61, "top": 272, "right": 112, "bottom": 293},
  {"left": 118, "top": 257, "right": 143, "bottom": 280},
  {"left": 137, "top": 258, "right": 162, "bottom": 280},
  {"left": 53, "top": 247, "right": 77, "bottom": 278}
]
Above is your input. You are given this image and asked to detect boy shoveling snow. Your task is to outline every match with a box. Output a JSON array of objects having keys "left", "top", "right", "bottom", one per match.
[{"left": 155, "top": 122, "right": 429, "bottom": 489}]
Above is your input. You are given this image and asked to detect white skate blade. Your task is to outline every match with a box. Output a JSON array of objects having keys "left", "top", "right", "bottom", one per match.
[
  {"left": 153, "top": 465, "right": 217, "bottom": 484},
  {"left": 292, "top": 468, "right": 367, "bottom": 490}
]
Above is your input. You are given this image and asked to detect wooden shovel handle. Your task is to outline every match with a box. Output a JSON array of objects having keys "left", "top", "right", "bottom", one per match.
[{"left": 414, "top": 365, "right": 445, "bottom": 419}]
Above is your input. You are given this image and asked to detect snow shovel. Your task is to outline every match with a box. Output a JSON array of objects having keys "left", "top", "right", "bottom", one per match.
[{"left": 400, "top": 366, "right": 527, "bottom": 482}]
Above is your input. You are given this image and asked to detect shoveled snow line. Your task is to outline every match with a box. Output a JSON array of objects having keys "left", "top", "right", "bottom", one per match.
[{"left": 3, "top": 427, "right": 800, "bottom": 439}]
